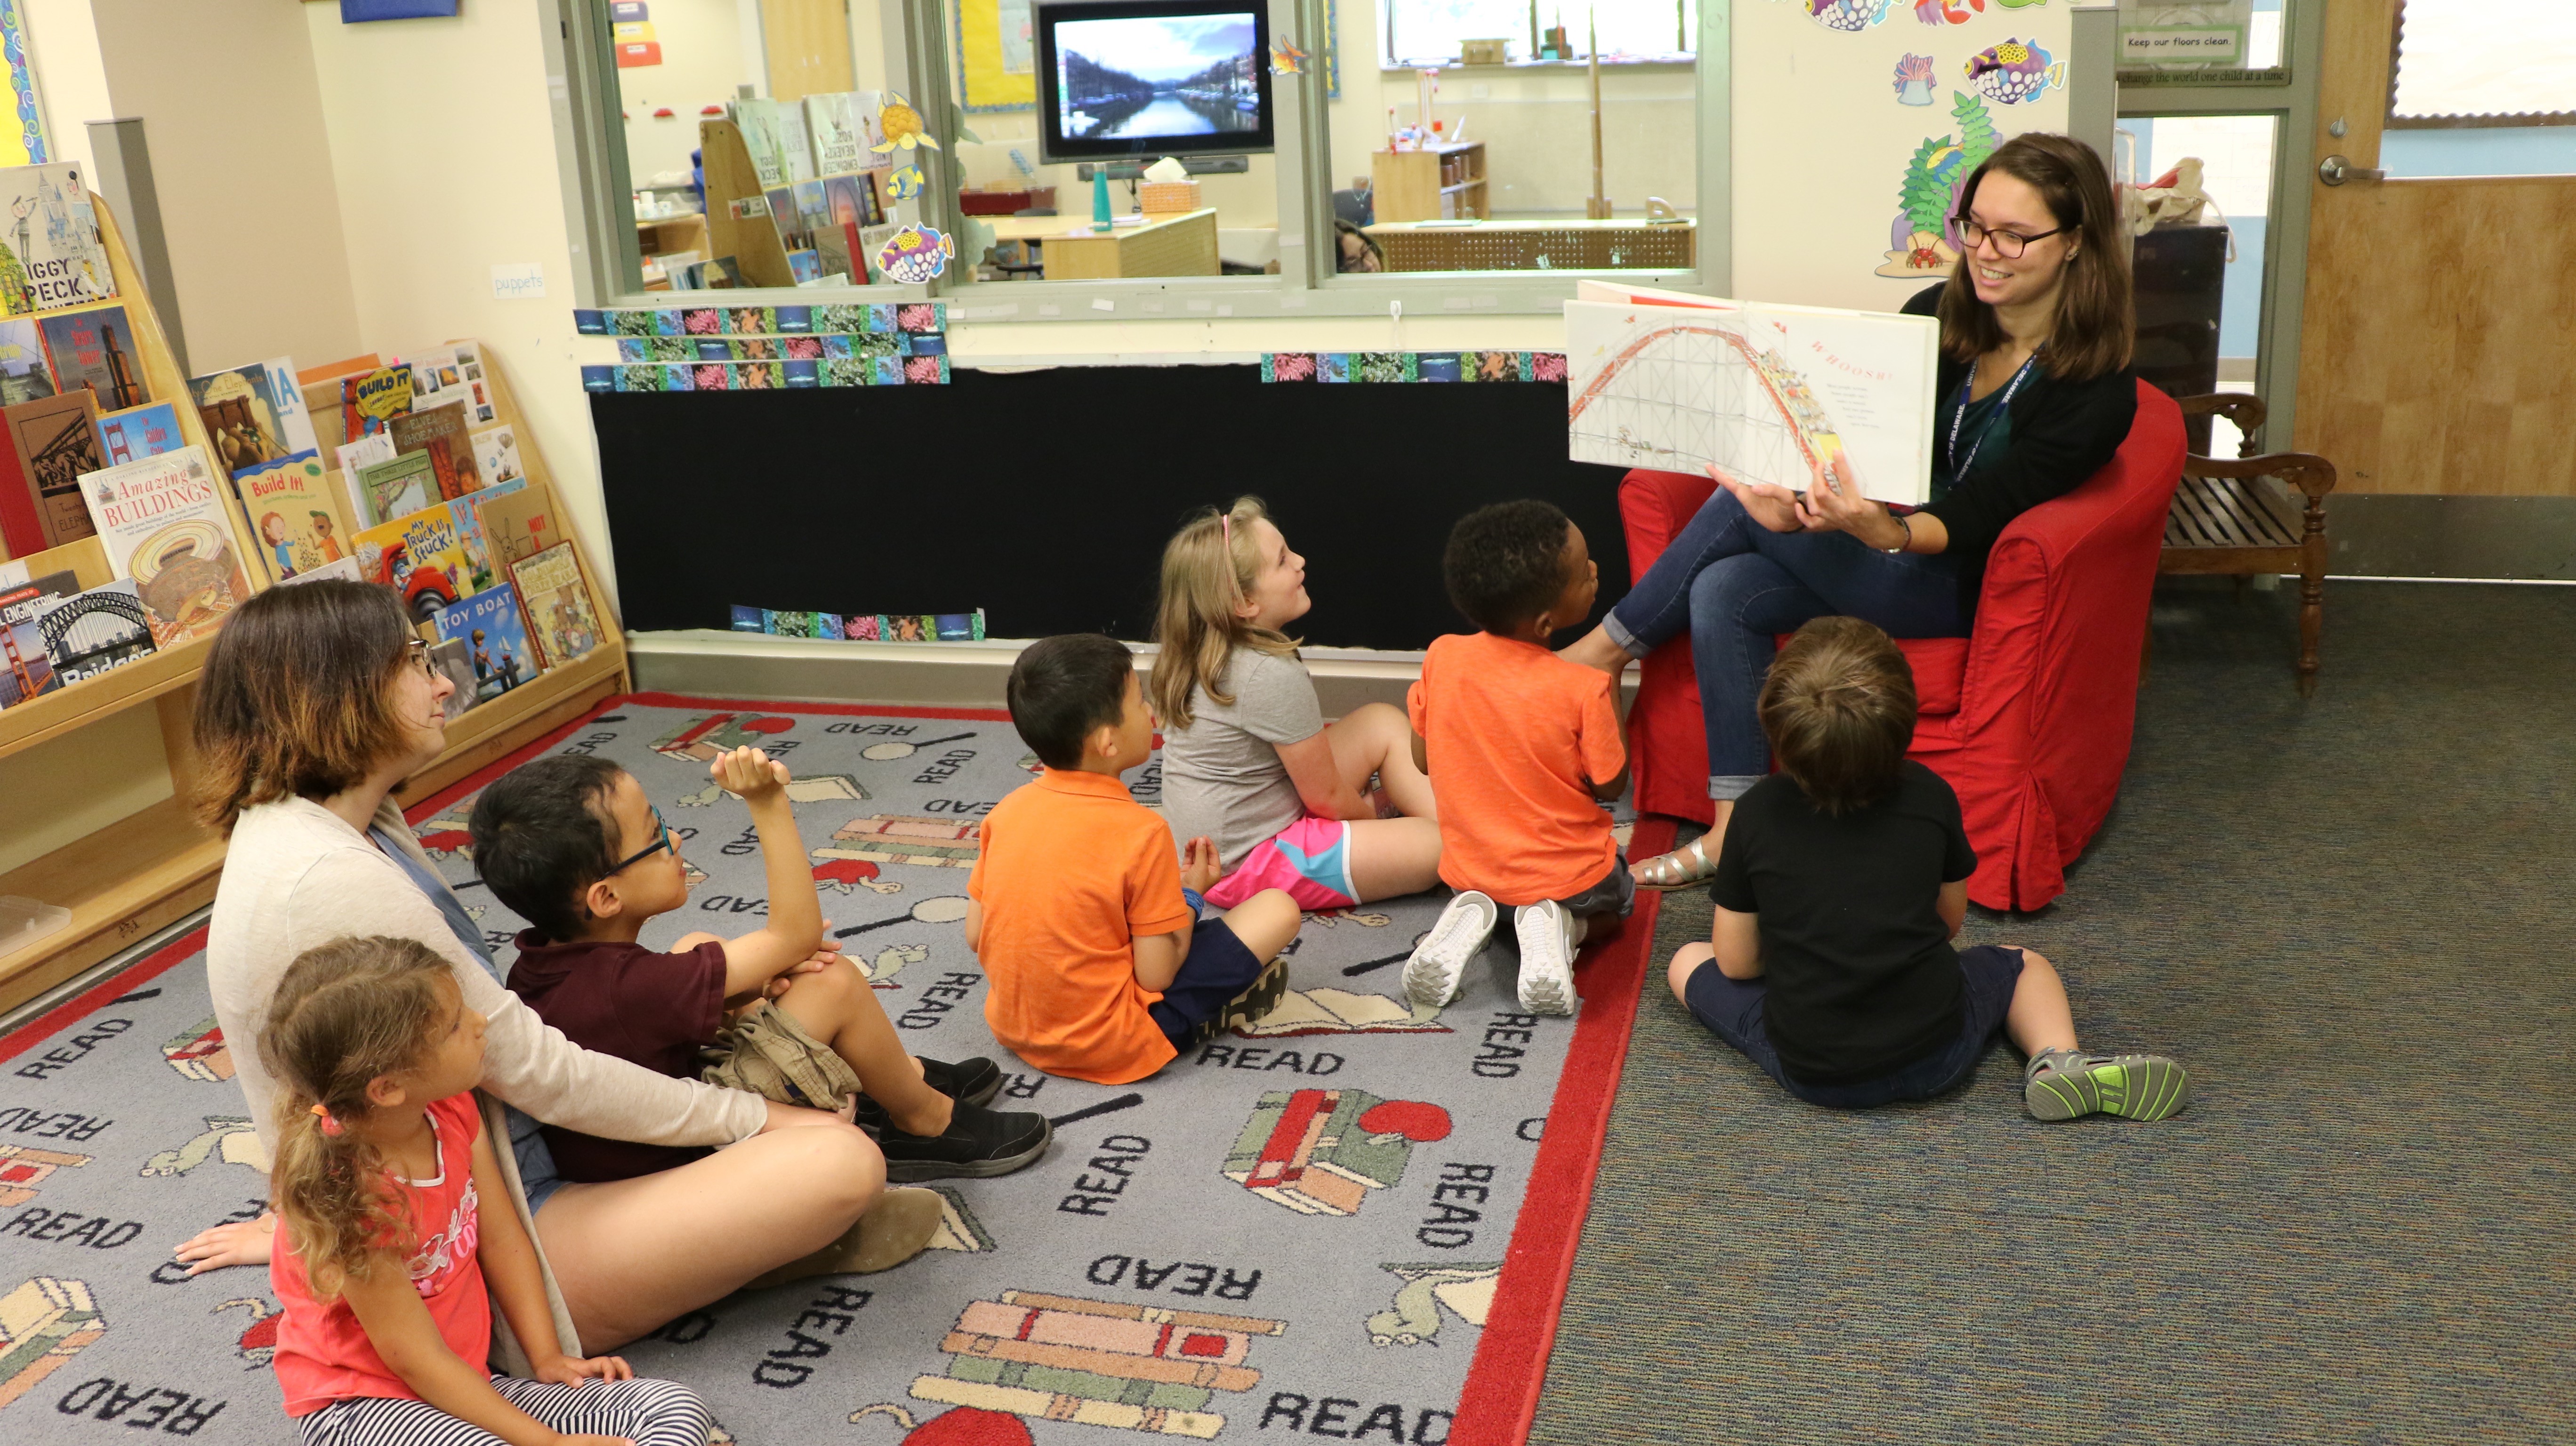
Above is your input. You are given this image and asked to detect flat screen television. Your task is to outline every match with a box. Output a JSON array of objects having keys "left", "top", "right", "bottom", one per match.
[{"left": 1034, "top": 0, "right": 1273, "bottom": 164}]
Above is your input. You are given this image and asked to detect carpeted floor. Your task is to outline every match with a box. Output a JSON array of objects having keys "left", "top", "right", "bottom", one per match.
[
  {"left": 1, "top": 695, "right": 1655, "bottom": 1446},
  {"left": 1529, "top": 579, "right": 2576, "bottom": 1443}
]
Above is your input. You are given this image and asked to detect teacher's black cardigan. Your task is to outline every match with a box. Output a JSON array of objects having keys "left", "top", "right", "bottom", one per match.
[{"left": 1902, "top": 284, "right": 2137, "bottom": 614}]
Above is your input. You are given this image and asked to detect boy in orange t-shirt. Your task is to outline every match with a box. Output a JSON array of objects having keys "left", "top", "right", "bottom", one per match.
[
  {"left": 1404, "top": 501, "right": 1631, "bottom": 1017},
  {"left": 967, "top": 634, "right": 1304, "bottom": 1084}
]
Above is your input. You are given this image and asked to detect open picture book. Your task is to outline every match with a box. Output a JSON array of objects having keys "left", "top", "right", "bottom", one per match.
[{"left": 1563, "top": 281, "right": 1941, "bottom": 507}]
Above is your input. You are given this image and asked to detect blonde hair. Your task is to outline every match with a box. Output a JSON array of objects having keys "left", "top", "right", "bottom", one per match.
[
  {"left": 1148, "top": 497, "right": 1300, "bottom": 730},
  {"left": 258, "top": 936, "right": 456, "bottom": 1300}
]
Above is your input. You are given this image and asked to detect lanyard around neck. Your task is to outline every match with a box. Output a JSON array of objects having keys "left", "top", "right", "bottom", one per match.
[{"left": 1948, "top": 350, "right": 2040, "bottom": 483}]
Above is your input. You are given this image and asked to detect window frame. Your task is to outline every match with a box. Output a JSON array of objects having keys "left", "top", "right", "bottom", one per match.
[{"left": 549, "top": 0, "right": 1734, "bottom": 316}]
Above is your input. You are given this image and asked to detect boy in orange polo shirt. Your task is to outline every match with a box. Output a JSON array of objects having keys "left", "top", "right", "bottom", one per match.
[
  {"left": 1404, "top": 501, "right": 1631, "bottom": 1017},
  {"left": 968, "top": 634, "right": 1304, "bottom": 1084}
]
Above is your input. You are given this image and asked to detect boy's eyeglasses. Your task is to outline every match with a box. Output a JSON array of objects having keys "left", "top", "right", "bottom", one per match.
[{"left": 608, "top": 804, "right": 675, "bottom": 873}]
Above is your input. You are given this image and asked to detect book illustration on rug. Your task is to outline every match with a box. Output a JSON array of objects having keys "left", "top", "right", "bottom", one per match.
[
  {"left": 91, "top": 400, "right": 180, "bottom": 466},
  {"left": 215, "top": 1297, "right": 281, "bottom": 1367},
  {"left": 814, "top": 815, "right": 980, "bottom": 870},
  {"left": 833, "top": 895, "right": 971, "bottom": 940},
  {"left": 815, "top": 858, "right": 905, "bottom": 898},
  {"left": 0, "top": 1148, "right": 91, "bottom": 1209},
  {"left": 866, "top": 1291, "right": 1288, "bottom": 1439},
  {"left": 1223, "top": 1089, "right": 1454, "bottom": 1218},
  {"left": 511, "top": 542, "right": 605, "bottom": 670},
  {"left": 1234, "top": 988, "right": 1450, "bottom": 1037},
  {"left": 0, "top": 1275, "right": 106, "bottom": 1412},
  {"left": 161, "top": 1016, "right": 233, "bottom": 1082},
  {"left": 138, "top": 1118, "right": 263, "bottom": 1179},
  {"left": 0, "top": 164, "right": 115, "bottom": 312},
  {"left": 651, "top": 711, "right": 798, "bottom": 761},
  {"left": 924, "top": 1184, "right": 994, "bottom": 1253},
  {"left": 856, "top": 732, "right": 976, "bottom": 763},
  {"left": 1299, "top": 909, "right": 1392, "bottom": 929},
  {"left": 38, "top": 306, "right": 145, "bottom": 412},
  {"left": 78, "top": 446, "right": 254, "bottom": 646},
  {"left": 1364, "top": 1263, "right": 1501, "bottom": 1348},
  {"left": 439, "top": 585, "right": 536, "bottom": 703},
  {"left": 7, "top": 388, "right": 102, "bottom": 548},
  {"left": 233, "top": 450, "right": 352, "bottom": 584},
  {"left": 35, "top": 581, "right": 155, "bottom": 685},
  {"left": 852, "top": 942, "right": 928, "bottom": 984}
]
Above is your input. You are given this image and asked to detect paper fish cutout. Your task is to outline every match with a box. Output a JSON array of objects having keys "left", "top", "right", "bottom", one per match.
[
  {"left": 1893, "top": 53, "right": 1937, "bottom": 105},
  {"left": 875, "top": 225, "right": 957, "bottom": 284},
  {"left": 1808, "top": 0, "right": 1892, "bottom": 30},
  {"left": 872, "top": 91, "right": 942, "bottom": 153},
  {"left": 1270, "top": 40, "right": 1308, "bottom": 74},
  {"left": 886, "top": 164, "right": 925, "bottom": 200},
  {"left": 1964, "top": 39, "right": 2064, "bottom": 104},
  {"left": 1916, "top": 0, "right": 1984, "bottom": 24}
]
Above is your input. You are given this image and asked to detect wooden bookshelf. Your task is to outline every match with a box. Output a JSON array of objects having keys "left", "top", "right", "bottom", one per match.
[
  {"left": 0, "top": 202, "right": 631, "bottom": 1013},
  {"left": 1372, "top": 143, "right": 1489, "bottom": 223}
]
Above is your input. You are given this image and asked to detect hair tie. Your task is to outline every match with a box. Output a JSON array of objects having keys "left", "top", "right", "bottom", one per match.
[
  {"left": 309, "top": 1102, "right": 344, "bottom": 1137},
  {"left": 1220, "top": 512, "right": 1232, "bottom": 547}
]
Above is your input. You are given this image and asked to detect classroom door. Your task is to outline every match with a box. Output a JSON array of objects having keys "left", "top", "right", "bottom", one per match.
[{"left": 2292, "top": 0, "right": 2576, "bottom": 496}]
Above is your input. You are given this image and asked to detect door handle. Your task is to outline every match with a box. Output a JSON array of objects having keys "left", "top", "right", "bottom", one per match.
[{"left": 2317, "top": 155, "right": 2386, "bottom": 186}]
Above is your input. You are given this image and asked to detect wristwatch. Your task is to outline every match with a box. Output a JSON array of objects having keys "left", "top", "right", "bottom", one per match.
[{"left": 1881, "top": 511, "right": 1913, "bottom": 554}]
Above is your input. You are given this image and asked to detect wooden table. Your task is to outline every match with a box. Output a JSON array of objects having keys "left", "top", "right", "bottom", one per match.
[
  {"left": 990, "top": 208, "right": 1218, "bottom": 281},
  {"left": 1364, "top": 217, "right": 1695, "bottom": 273}
]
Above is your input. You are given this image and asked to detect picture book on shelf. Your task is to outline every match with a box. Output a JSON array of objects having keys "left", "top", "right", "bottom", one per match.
[
  {"left": 277, "top": 555, "right": 362, "bottom": 586},
  {"left": 404, "top": 343, "right": 484, "bottom": 416},
  {"left": 0, "top": 319, "right": 54, "bottom": 404},
  {"left": 510, "top": 541, "right": 604, "bottom": 670},
  {"left": 336, "top": 431, "right": 394, "bottom": 478},
  {"left": 473, "top": 479, "right": 562, "bottom": 567},
  {"left": 353, "top": 496, "right": 497, "bottom": 620},
  {"left": 187, "top": 357, "right": 317, "bottom": 475},
  {"left": 0, "top": 568, "right": 76, "bottom": 707},
  {"left": 93, "top": 401, "right": 183, "bottom": 466},
  {"left": 438, "top": 584, "right": 535, "bottom": 702},
  {"left": 233, "top": 450, "right": 352, "bottom": 584},
  {"left": 354, "top": 449, "right": 437, "bottom": 527},
  {"left": 39, "top": 306, "right": 146, "bottom": 412},
  {"left": 38, "top": 579, "right": 156, "bottom": 684},
  {"left": 77, "top": 444, "right": 253, "bottom": 646},
  {"left": 0, "top": 164, "right": 116, "bottom": 313},
  {"left": 804, "top": 91, "right": 884, "bottom": 176},
  {"left": 5, "top": 389, "right": 101, "bottom": 549},
  {"left": 387, "top": 403, "right": 483, "bottom": 499},
  {"left": 470, "top": 424, "right": 522, "bottom": 487},
  {"left": 339, "top": 365, "right": 413, "bottom": 441},
  {"left": 428, "top": 635, "right": 476, "bottom": 718}
]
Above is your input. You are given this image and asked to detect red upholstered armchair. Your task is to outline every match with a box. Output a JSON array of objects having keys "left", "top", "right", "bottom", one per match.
[{"left": 1619, "top": 380, "right": 2185, "bottom": 911}]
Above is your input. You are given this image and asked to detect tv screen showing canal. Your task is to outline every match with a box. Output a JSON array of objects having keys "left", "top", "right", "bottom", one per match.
[{"left": 1035, "top": 0, "right": 1273, "bottom": 163}]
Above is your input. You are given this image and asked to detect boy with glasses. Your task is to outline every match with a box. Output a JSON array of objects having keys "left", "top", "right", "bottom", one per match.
[{"left": 470, "top": 747, "right": 1050, "bottom": 1191}]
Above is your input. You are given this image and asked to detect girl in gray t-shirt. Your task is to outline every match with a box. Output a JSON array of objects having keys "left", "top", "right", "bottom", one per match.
[{"left": 1150, "top": 498, "right": 1441, "bottom": 907}]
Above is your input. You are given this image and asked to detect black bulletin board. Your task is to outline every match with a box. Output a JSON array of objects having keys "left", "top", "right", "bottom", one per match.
[{"left": 591, "top": 364, "right": 1628, "bottom": 652}]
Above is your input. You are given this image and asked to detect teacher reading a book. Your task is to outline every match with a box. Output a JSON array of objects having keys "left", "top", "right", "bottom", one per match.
[
  {"left": 179, "top": 579, "right": 914, "bottom": 1353},
  {"left": 1561, "top": 133, "right": 2137, "bottom": 889}
]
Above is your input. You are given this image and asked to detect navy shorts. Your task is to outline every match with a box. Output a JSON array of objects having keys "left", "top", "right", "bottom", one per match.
[
  {"left": 1554, "top": 857, "right": 1636, "bottom": 921},
  {"left": 1683, "top": 945, "right": 2025, "bottom": 1108},
  {"left": 1147, "top": 916, "right": 1269, "bottom": 1047}
]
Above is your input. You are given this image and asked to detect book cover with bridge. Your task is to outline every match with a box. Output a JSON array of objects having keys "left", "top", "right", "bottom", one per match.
[{"left": 1565, "top": 283, "right": 1940, "bottom": 507}]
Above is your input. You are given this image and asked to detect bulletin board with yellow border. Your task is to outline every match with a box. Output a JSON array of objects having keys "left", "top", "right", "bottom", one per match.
[{"left": 0, "top": 0, "right": 49, "bottom": 167}]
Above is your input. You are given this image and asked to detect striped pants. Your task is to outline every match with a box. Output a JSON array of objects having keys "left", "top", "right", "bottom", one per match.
[{"left": 296, "top": 1377, "right": 709, "bottom": 1446}]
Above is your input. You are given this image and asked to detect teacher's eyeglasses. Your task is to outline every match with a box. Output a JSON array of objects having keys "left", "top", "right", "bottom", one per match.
[
  {"left": 1954, "top": 217, "right": 2068, "bottom": 259},
  {"left": 402, "top": 636, "right": 436, "bottom": 679},
  {"left": 608, "top": 804, "right": 676, "bottom": 874}
]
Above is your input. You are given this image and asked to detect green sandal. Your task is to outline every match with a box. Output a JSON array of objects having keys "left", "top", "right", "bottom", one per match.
[{"left": 1631, "top": 833, "right": 1720, "bottom": 891}]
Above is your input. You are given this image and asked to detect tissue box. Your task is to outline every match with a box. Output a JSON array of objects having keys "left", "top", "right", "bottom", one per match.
[{"left": 1140, "top": 179, "right": 1203, "bottom": 215}]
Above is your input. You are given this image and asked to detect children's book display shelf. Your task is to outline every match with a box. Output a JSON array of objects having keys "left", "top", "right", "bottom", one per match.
[{"left": 0, "top": 200, "right": 629, "bottom": 1014}]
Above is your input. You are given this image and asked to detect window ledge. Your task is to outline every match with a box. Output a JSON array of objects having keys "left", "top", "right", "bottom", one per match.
[{"left": 1380, "top": 56, "right": 1695, "bottom": 72}]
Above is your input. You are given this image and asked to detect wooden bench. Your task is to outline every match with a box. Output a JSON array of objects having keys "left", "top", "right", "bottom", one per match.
[{"left": 2159, "top": 393, "right": 2339, "bottom": 694}]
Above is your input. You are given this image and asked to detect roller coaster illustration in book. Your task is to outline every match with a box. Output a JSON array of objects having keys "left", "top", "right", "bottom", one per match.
[{"left": 1564, "top": 281, "right": 1940, "bottom": 507}]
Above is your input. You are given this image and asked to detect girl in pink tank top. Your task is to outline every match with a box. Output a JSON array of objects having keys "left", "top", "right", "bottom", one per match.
[{"left": 261, "top": 936, "right": 708, "bottom": 1446}]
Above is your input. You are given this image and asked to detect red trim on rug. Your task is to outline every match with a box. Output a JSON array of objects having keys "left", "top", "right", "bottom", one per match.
[
  {"left": 0, "top": 925, "right": 212, "bottom": 1063},
  {"left": 399, "top": 692, "right": 1018, "bottom": 823},
  {"left": 1449, "top": 816, "right": 1675, "bottom": 1446}
]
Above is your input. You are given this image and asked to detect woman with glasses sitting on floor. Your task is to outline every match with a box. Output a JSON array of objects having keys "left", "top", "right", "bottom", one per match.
[
  {"left": 176, "top": 578, "right": 904, "bottom": 1356},
  {"left": 1559, "top": 132, "right": 2139, "bottom": 888}
]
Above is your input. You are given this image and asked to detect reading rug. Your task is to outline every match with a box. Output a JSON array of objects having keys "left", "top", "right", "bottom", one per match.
[{"left": 1, "top": 692, "right": 1666, "bottom": 1446}]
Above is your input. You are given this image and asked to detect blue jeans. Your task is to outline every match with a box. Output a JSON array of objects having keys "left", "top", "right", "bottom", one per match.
[{"left": 1603, "top": 488, "right": 1968, "bottom": 798}]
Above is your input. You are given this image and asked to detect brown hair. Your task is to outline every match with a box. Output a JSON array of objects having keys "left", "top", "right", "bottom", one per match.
[
  {"left": 1758, "top": 616, "right": 1917, "bottom": 816},
  {"left": 258, "top": 935, "right": 456, "bottom": 1300},
  {"left": 193, "top": 580, "right": 419, "bottom": 835},
  {"left": 1147, "top": 498, "right": 1299, "bottom": 731},
  {"left": 1937, "top": 132, "right": 2133, "bottom": 383}
]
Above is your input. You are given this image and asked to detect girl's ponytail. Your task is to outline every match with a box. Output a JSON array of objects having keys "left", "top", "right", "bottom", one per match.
[
  {"left": 1149, "top": 497, "right": 1297, "bottom": 730},
  {"left": 257, "top": 935, "right": 454, "bottom": 1299}
]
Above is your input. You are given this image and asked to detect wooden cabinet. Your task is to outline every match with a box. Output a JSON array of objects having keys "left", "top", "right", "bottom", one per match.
[{"left": 1370, "top": 144, "right": 1489, "bottom": 223}]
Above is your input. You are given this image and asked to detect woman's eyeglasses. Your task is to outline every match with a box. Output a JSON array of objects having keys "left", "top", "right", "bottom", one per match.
[
  {"left": 607, "top": 804, "right": 676, "bottom": 874},
  {"left": 1953, "top": 217, "right": 2068, "bottom": 259},
  {"left": 403, "top": 636, "right": 435, "bottom": 678}
]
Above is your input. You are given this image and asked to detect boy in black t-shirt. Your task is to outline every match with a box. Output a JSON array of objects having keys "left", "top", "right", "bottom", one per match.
[{"left": 1666, "top": 616, "right": 2190, "bottom": 1119}]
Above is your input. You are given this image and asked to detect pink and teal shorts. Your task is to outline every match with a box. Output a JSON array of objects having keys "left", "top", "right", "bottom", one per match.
[{"left": 1205, "top": 815, "right": 1360, "bottom": 911}]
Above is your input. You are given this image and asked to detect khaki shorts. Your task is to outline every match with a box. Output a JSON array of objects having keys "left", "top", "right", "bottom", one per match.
[{"left": 700, "top": 999, "right": 860, "bottom": 1113}]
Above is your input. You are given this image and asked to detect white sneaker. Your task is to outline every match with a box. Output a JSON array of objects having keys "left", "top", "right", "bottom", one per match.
[
  {"left": 1514, "top": 900, "right": 1584, "bottom": 1016},
  {"left": 1402, "top": 891, "right": 1497, "bottom": 1010}
]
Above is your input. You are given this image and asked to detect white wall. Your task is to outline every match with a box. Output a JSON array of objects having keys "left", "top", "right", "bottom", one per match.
[
  {"left": 616, "top": 0, "right": 754, "bottom": 187},
  {"left": 21, "top": 0, "right": 110, "bottom": 180}
]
